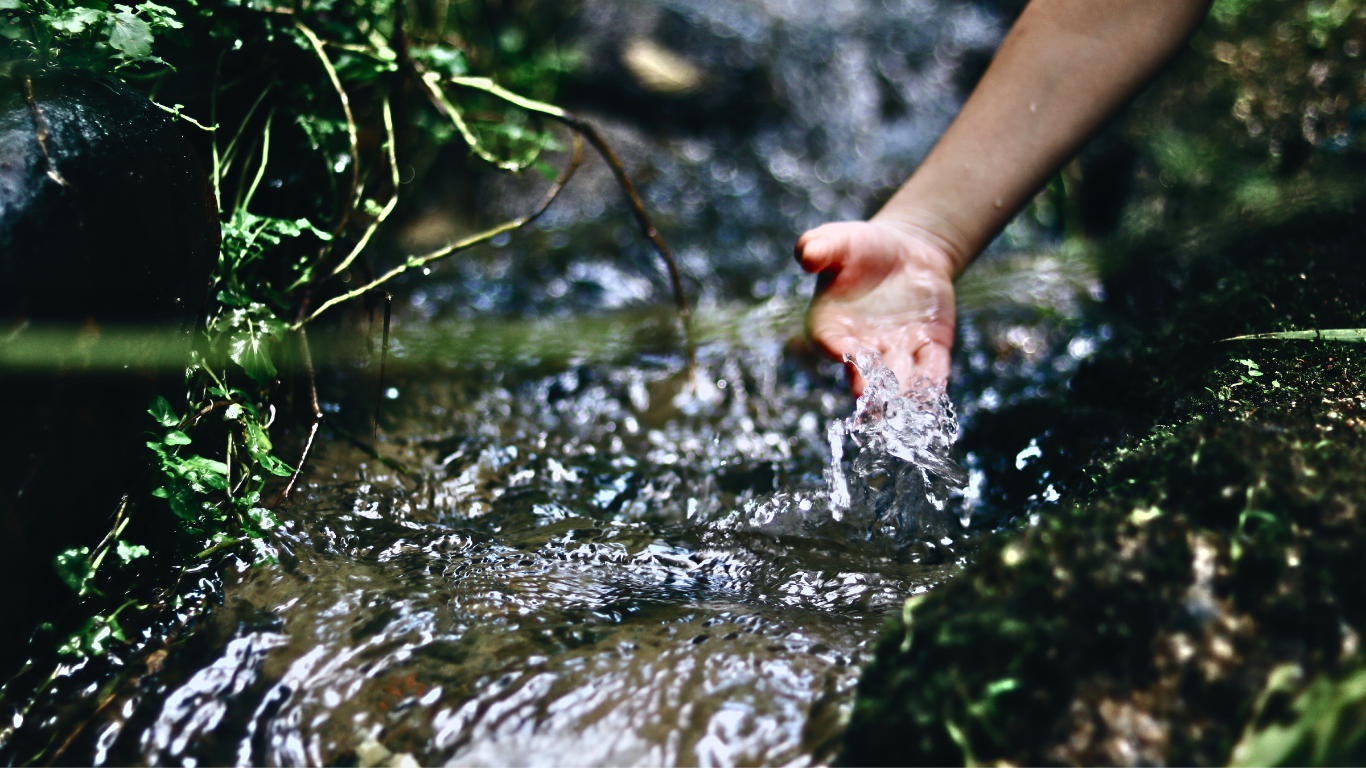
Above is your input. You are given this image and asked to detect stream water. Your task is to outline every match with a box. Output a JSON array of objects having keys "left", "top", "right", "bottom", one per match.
[{"left": 4, "top": 0, "right": 1114, "bottom": 764}]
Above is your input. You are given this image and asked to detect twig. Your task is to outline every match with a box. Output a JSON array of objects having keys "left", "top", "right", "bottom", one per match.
[
  {"left": 22, "top": 75, "right": 69, "bottom": 187},
  {"left": 419, "top": 71, "right": 529, "bottom": 171},
  {"left": 295, "top": 20, "right": 362, "bottom": 235},
  {"left": 554, "top": 113, "right": 697, "bottom": 381},
  {"left": 331, "top": 95, "right": 401, "bottom": 277},
  {"left": 149, "top": 100, "right": 216, "bottom": 132},
  {"left": 210, "top": 52, "right": 224, "bottom": 211},
  {"left": 373, "top": 292, "right": 392, "bottom": 438},
  {"left": 277, "top": 326, "right": 323, "bottom": 502},
  {"left": 240, "top": 109, "right": 275, "bottom": 213},
  {"left": 295, "top": 131, "right": 584, "bottom": 327},
  {"left": 433, "top": 74, "right": 696, "bottom": 380},
  {"left": 220, "top": 83, "right": 275, "bottom": 181}
]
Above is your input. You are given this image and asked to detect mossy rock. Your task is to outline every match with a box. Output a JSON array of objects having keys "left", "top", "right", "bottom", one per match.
[{"left": 843, "top": 202, "right": 1366, "bottom": 766}]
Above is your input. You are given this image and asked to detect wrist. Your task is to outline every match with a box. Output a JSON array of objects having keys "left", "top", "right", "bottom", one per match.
[{"left": 868, "top": 207, "right": 974, "bottom": 279}]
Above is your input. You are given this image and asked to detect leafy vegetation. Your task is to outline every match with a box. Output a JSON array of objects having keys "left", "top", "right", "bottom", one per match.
[{"left": 1, "top": 0, "right": 686, "bottom": 713}]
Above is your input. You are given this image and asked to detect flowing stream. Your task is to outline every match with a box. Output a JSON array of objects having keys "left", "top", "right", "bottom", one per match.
[{"left": 3, "top": 0, "right": 1116, "bottom": 764}]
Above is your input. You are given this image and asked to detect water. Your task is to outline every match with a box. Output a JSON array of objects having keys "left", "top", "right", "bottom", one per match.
[
  {"left": 50, "top": 328, "right": 960, "bottom": 766},
  {"left": 0, "top": 0, "right": 1114, "bottom": 763},
  {"left": 825, "top": 350, "right": 965, "bottom": 542}
]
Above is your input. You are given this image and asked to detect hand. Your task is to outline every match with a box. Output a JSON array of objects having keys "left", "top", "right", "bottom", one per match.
[{"left": 795, "top": 221, "right": 958, "bottom": 396}]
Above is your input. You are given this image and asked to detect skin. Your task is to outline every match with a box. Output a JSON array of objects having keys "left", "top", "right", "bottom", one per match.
[{"left": 797, "top": 0, "right": 1213, "bottom": 395}]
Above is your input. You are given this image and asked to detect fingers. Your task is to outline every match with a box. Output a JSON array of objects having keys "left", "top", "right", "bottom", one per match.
[
  {"left": 794, "top": 222, "right": 856, "bottom": 274},
  {"left": 912, "top": 342, "right": 952, "bottom": 388}
]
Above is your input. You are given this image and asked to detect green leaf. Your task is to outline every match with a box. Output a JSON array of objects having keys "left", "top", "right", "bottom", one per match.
[
  {"left": 106, "top": 8, "right": 153, "bottom": 57},
  {"left": 0, "top": 0, "right": 28, "bottom": 10},
  {"left": 216, "top": 290, "right": 251, "bottom": 308},
  {"left": 229, "top": 330, "right": 278, "bottom": 382},
  {"left": 164, "top": 430, "right": 192, "bottom": 446},
  {"left": 57, "top": 609, "right": 131, "bottom": 658},
  {"left": 134, "top": 0, "right": 180, "bottom": 27},
  {"left": 243, "top": 421, "right": 293, "bottom": 476},
  {"left": 53, "top": 547, "right": 91, "bottom": 593},
  {"left": 115, "top": 540, "right": 150, "bottom": 564},
  {"left": 46, "top": 7, "right": 105, "bottom": 34},
  {"left": 247, "top": 506, "right": 280, "bottom": 532},
  {"left": 156, "top": 483, "right": 198, "bottom": 520},
  {"left": 148, "top": 396, "right": 179, "bottom": 427}
]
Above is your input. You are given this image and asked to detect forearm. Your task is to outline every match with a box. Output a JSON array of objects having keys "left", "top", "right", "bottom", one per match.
[{"left": 873, "top": 0, "right": 1211, "bottom": 273}]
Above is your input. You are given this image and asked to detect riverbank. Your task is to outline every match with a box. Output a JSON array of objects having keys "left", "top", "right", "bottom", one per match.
[{"left": 846, "top": 198, "right": 1366, "bottom": 765}]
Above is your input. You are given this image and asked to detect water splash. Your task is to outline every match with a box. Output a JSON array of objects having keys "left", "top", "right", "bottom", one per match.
[{"left": 825, "top": 349, "right": 966, "bottom": 545}]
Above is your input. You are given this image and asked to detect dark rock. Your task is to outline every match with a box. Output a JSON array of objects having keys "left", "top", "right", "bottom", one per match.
[{"left": 0, "top": 66, "right": 217, "bottom": 669}]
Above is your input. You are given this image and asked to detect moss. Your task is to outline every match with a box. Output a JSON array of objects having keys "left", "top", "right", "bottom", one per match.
[{"left": 843, "top": 202, "right": 1366, "bottom": 765}]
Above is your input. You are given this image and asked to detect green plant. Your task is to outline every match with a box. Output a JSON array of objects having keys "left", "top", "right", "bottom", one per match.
[{"left": 0, "top": 0, "right": 693, "bottom": 737}]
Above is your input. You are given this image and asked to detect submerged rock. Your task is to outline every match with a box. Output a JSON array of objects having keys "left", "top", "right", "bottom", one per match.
[{"left": 843, "top": 203, "right": 1366, "bottom": 766}]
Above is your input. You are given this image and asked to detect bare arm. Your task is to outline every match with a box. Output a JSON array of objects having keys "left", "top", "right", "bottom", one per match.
[{"left": 798, "top": 0, "right": 1212, "bottom": 393}]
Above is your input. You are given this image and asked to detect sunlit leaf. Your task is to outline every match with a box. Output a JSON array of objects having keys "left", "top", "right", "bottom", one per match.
[
  {"left": 106, "top": 8, "right": 153, "bottom": 57},
  {"left": 115, "top": 540, "right": 151, "bottom": 564},
  {"left": 46, "top": 7, "right": 105, "bottom": 34},
  {"left": 148, "top": 395, "right": 179, "bottom": 427},
  {"left": 53, "top": 547, "right": 91, "bottom": 593},
  {"left": 229, "top": 330, "right": 278, "bottom": 382},
  {"left": 164, "top": 430, "right": 192, "bottom": 446}
]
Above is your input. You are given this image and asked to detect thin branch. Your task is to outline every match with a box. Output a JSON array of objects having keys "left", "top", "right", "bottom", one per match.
[
  {"left": 553, "top": 113, "right": 697, "bottom": 380},
  {"left": 22, "top": 75, "right": 68, "bottom": 187},
  {"left": 277, "top": 326, "right": 323, "bottom": 503},
  {"left": 240, "top": 109, "right": 275, "bottom": 213},
  {"left": 419, "top": 71, "right": 526, "bottom": 171},
  {"left": 295, "top": 20, "right": 362, "bottom": 235},
  {"left": 331, "top": 95, "right": 400, "bottom": 277},
  {"left": 373, "top": 292, "right": 392, "bottom": 438},
  {"left": 195, "top": 537, "right": 250, "bottom": 559},
  {"left": 435, "top": 74, "right": 696, "bottom": 380},
  {"left": 296, "top": 131, "right": 584, "bottom": 327},
  {"left": 220, "top": 83, "right": 275, "bottom": 186},
  {"left": 210, "top": 52, "right": 224, "bottom": 211},
  {"left": 149, "top": 100, "right": 216, "bottom": 132}
]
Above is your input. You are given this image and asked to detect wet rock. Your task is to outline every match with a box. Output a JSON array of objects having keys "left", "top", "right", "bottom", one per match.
[
  {"left": 843, "top": 203, "right": 1366, "bottom": 765},
  {"left": 0, "top": 66, "right": 217, "bottom": 669}
]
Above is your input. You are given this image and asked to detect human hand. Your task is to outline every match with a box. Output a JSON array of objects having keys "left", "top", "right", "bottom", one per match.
[{"left": 795, "top": 221, "right": 958, "bottom": 396}]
